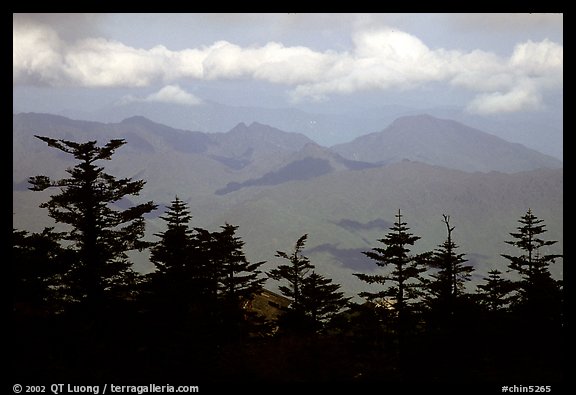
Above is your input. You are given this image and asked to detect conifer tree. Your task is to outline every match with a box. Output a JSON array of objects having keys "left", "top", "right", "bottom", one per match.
[
  {"left": 212, "top": 223, "right": 266, "bottom": 308},
  {"left": 300, "top": 271, "right": 350, "bottom": 332},
  {"left": 476, "top": 269, "right": 513, "bottom": 313},
  {"left": 268, "top": 234, "right": 350, "bottom": 333},
  {"left": 501, "top": 209, "right": 562, "bottom": 326},
  {"left": 424, "top": 215, "right": 474, "bottom": 322},
  {"left": 28, "top": 136, "right": 157, "bottom": 311},
  {"left": 150, "top": 196, "right": 194, "bottom": 276},
  {"left": 147, "top": 196, "right": 206, "bottom": 316},
  {"left": 268, "top": 234, "right": 314, "bottom": 318},
  {"left": 354, "top": 210, "right": 428, "bottom": 334},
  {"left": 202, "top": 224, "right": 267, "bottom": 339}
]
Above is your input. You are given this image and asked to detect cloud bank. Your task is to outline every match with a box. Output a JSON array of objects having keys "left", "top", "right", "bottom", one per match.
[{"left": 13, "top": 17, "right": 562, "bottom": 114}]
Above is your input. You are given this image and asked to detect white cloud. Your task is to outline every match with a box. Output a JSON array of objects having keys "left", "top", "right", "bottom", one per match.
[
  {"left": 146, "top": 85, "right": 202, "bottom": 105},
  {"left": 466, "top": 82, "right": 543, "bottom": 114},
  {"left": 120, "top": 85, "right": 202, "bottom": 106},
  {"left": 13, "top": 19, "right": 562, "bottom": 114}
]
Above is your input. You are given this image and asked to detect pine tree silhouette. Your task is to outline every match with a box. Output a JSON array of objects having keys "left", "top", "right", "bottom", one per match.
[
  {"left": 354, "top": 210, "right": 428, "bottom": 336},
  {"left": 211, "top": 223, "right": 266, "bottom": 336},
  {"left": 300, "top": 271, "right": 350, "bottom": 332},
  {"left": 423, "top": 214, "right": 474, "bottom": 329},
  {"left": 267, "top": 234, "right": 349, "bottom": 333},
  {"left": 476, "top": 269, "right": 514, "bottom": 313},
  {"left": 268, "top": 234, "right": 315, "bottom": 332},
  {"left": 502, "top": 209, "right": 563, "bottom": 328},
  {"left": 146, "top": 196, "right": 209, "bottom": 318},
  {"left": 28, "top": 136, "right": 157, "bottom": 313}
]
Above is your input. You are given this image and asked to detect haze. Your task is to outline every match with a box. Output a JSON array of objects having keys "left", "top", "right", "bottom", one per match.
[{"left": 13, "top": 13, "right": 563, "bottom": 159}]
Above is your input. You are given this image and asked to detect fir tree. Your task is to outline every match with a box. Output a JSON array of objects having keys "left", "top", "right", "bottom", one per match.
[
  {"left": 147, "top": 196, "right": 206, "bottom": 316},
  {"left": 209, "top": 223, "right": 266, "bottom": 337},
  {"left": 150, "top": 196, "right": 194, "bottom": 276},
  {"left": 424, "top": 215, "right": 474, "bottom": 323},
  {"left": 476, "top": 269, "right": 514, "bottom": 313},
  {"left": 501, "top": 209, "right": 563, "bottom": 326},
  {"left": 28, "top": 136, "right": 157, "bottom": 312},
  {"left": 268, "top": 234, "right": 350, "bottom": 333},
  {"left": 268, "top": 234, "right": 314, "bottom": 318},
  {"left": 354, "top": 210, "right": 428, "bottom": 333},
  {"left": 212, "top": 223, "right": 266, "bottom": 307},
  {"left": 300, "top": 271, "right": 350, "bottom": 332}
]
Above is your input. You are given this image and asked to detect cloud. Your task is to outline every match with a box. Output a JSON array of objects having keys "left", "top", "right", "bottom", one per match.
[
  {"left": 466, "top": 82, "right": 543, "bottom": 114},
  {"left": 13, "top": 17, "right": 562, "bottom": 114},
  {"left": 120, "top": 85, "right": 202, "bottom": 106}
]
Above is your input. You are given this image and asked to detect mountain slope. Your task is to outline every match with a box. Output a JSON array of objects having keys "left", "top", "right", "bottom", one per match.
[
  {"left": 207, "top": 121, "right": 315, "bottom": 171},
  {"left": 332, "top": 114, "right": 562, "bottom": 173},
  {"left": 13, "top": 113, "right": 563, "bottom": 297},
  {"left": 215, "top": 142, "right": 378, "bottom": 194},
  {"left": 208, "top": 161, "right": 562, "bottom": 296}
]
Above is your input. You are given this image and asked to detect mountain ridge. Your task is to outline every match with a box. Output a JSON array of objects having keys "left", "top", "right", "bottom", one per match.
[
  {"left": 13, "top": 112, "right": 563, "bottom": 296},
  {"left": 332, "top": 113, "right": 562, "bottom": 173}
]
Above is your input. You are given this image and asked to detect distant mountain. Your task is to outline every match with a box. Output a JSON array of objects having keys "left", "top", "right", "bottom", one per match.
[
  {"left": 332, "top": 114, "right": 562, "bottom": 173},
  {"left": 216, "top": 142, "right": 378, "bottom": 195},
  {"left": 54, "top": 99, "right": 563, "bottom": 160},
  {"left": 13, "top": 113, "right": 563, "bottom": 297},
  {"left": 208, "top": 122, "right": 315, "bottom": 171},
  {"left": 201, "top": 160, "right": 563, "bottom": 296},
  {"left": 58, "top": 100, "right": 385, "bottom": 147}
]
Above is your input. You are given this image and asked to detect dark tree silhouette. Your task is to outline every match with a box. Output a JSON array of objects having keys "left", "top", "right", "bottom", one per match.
[
  {"left": 28, "top": 136, "right": 157, "bottom": 312},
  {"left": 300, "top": 271, "right": 350, "bottom": 332},
  {"left": 209, "top": 223, "right": 267, "bottom": 338},
  {"left": 501, "top": 209, "right": 563, "bottom": 327},
  {"left": 423, "top": 214, "right": 474, "bottom": 325},
  {"left": 268, "top": 234, "right": 314, "bottom": 319},
  {"left": 150, "top": 196, "right": 194, "bottom": 277},
  {"left": 146, "top": 196, "right": 208, "bottom": 317},
  {"left": 354, "top": 210, "right": 428, "bottom": 346},
  {"left": 476, "top": 269, "right": 514, "bottom": 313},
  {"left": 268, "top": 234, "right": 350, "bottom": 335}
]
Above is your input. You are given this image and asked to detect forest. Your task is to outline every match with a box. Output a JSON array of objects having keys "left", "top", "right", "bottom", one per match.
[{"left": 12, "top": 136, "right": 564, "bottom": 391}]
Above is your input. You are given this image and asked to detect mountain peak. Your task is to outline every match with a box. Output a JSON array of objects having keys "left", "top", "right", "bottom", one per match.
[
  {"left": 120, "top": 115, "right": 160, "bottom": 127},
  {"left": 390, "top": 113, "right": 463, "bottom": 133},
  {"left": 333, "top": 114, "right": 562, "bottom": 173},
  {"left": 229, "top": 122, "right": 249, "bottom": 132}
]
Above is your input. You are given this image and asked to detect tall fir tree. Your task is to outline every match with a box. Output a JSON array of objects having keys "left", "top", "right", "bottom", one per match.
[
  {"left": 28, "top": 136, "right": 157, "bottom": 312},
  {"left": 354, "top": 210, "right": 428, "bottom": 330},
  {"left": 147, "top": 196, "right": 208, "bottom": 317},
  {"left": 476, "top": 269, "right": 514, "bottom": 313},
  {"left": 209, "top": 223, "right": 266, "bottom": 337},
  {"left": 424, "top": 214, "right": 474, "bottom": 326},
  {"left": 501, "top": 209, "right": 563, "bottom": 327},
  {"left": 268, "top": 234, "right": 314, "bottom": 319},
  {"left": 268, "top": 234, "right": 350, "bottom": 333},
  {"left": 300, "top": 271, "right": 350, "bottom": 332}
]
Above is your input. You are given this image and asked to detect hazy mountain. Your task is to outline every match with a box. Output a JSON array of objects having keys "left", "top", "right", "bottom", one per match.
[
  {"left": 58, "top": 100, "right": 384, "bottom": 147},
  {"left": 57, "top": 99, "right": 563, "bottom": 160},
  {"left": 216, "top": 142, "right": 378, "bottom": 195},
  {"left": 332, "top": 114, "right": 562, "bottom": 173},
  {"left": 209, "top": 160, "right": 562, "bottom": 296},
  {"left": 208, "top": 121, "right": 315, "bottom": 172},
  {"left": 13, "top": 112, "right": 563, "bottom": 297}
]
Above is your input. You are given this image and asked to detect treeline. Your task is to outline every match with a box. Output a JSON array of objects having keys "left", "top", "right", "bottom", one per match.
[{"left": 13, "top": 137, "right": 564, "bottom": 385}]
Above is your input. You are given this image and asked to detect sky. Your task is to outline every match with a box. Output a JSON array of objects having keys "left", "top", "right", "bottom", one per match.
[{"left": 13, "top": 13, "right": 563, "bottom": 146}]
